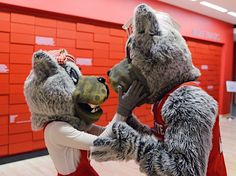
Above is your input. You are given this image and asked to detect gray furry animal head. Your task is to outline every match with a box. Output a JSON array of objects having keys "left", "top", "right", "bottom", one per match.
[
  {"left": 24, "top": 49, "right": 109, "bottom": 131},
  {"left": 108, "top": 4, "right": 200, "bottom": 103}
]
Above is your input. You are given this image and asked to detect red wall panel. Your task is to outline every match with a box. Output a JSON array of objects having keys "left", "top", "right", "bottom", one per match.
[
  {"left": 76, "top": 32, "right": 93, "bottom": 41},
  {"left": 0, "top": 116, "right": 8, "bottom": 125},
  {"left": 0, "top": 21, "right": 10, "bottom": 32},
  {"left": 35, "top": 26, "right": 56, "bottom": 37},
  {"left": 35, "top": 17, "right": 56, "bottom": 28},
  {"left": 187, "top": 38, "right": 222, "bottom": 101},
  {"left": 9, "top": 132, "right": 32, "bottom": 144},
  {"left": 10, "top": 53, "right": 32, "bottom": 64},
  {"left": 0, "top": 125, "right": 8, "bottom": 135},
  {"left": 57, "top": 29, "right": 76, "bottom": 39},
  {"left": 10, "top": 44, "right": 34, "bottom": 54},
  {"left": 76, "top": 40, "right": 94, "bottom": 49},
  {"left": 11, "top": 13, "right": 35, "bottom": 25},
  {"left": 9, "top": 94, "right": 26, "bottom": 104},
  {"left": 0, "top": 32, "right": 9, "bottom": 42},
  {"left": 9, "top": 141, "right": 33, "bottom": 155},
  {"left": 11, "top": 23, "right": 35, "bottom": 35},
  {"left": 0, "top": 95, "right": 8, "bottom": 104},
  {"left": 33, "top": 131, "right": 44, "bottom": 140},
  {"left": 32, "top": 141, "right": 45, "bottom": 150},
  {"left": 9, "top": 123, "right": 31, "bottom": 134},
  {"left": 11, "top": 33, "right": 34, "bottom": 45},
  {"left": 0, "top": 145, "right": 8, "bottom": 156},
  {"left": 0, "top": 135, "right": 8, "bottom": 145},
  {"left": 77, "top": 23, "right": 95, "bottom": 33},
  {"left": 0, "top": 42, "right": 10, "bottom": 52},
  {"left": 0, "top": 83, "right": 9, "bottom": 94},
  {"left": 75, "top": 49, "right": 93, "bottom": 58},
  {"left": 0, "top": 53, "right": 9, "bottom": 64},
  {"left": 56, "top": 38, "right": 75, "bottom": 48},
  {"left": 57, "top": 21, "right": 76, "bottom": 30}
]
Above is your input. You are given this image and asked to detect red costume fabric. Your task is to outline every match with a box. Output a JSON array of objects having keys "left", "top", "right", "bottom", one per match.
[{"left": 57, "top": 150, "right": 99, "bottom": 176}]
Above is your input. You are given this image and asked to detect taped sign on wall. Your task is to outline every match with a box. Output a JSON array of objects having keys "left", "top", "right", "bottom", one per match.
[
  {"left": 35, "top": 36, "right": 55, "bottom": 46},
  {"left": 0, "top": 64, "right": 9, "bottom": 73}
]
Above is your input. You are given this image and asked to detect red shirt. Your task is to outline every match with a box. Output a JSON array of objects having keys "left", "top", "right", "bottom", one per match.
[
  {"left": 57, "top": 150, "right": 99, "bottom": 176},
  {"left": 152, "top": 82, "right": 227, "bottom": 176}
]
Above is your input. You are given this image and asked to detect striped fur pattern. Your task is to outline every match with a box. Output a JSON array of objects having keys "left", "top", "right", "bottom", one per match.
[{"left": 92, "top": 4, "right": 218, "bottom": 176}]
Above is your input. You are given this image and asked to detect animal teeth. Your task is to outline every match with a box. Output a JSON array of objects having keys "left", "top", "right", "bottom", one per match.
[
  {"left": 88, "top": 103, "right": 99, "bottom": 109},
  {"left": 91, "top": 107, "right": 101, "bottom": 113}
]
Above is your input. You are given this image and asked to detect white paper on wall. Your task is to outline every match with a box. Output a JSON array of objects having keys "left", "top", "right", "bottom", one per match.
[
  {"left": 35, "top": 36, "right": 55, "bottom": 46},
  {"left": 201, "top": 65, "right": 208, "bottom": 70},
  {"left": 226, "top": 81, "right": 236, "bottom": 92},
  {"left": 76, "top": 58, "right": 92, "bottom": 66},
  {"left": 9, "top": 114, "right": 31, "bottom": 123},
  {"left": 207, "top": 85, "right": 214, "bottom": 90},
  {"left": 10, "top": 115, "right": 18, "bottom": 123},
  {"left": 0, "top": 64, "right": 9, "bottom": 73}
]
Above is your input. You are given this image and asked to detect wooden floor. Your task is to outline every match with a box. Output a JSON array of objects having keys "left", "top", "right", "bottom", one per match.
[
  {"left": 0, "top": 118, "right": 235, "bottom": 176},
  {"left": 220, "top": 118, "right": 236, "bottom": 176}
]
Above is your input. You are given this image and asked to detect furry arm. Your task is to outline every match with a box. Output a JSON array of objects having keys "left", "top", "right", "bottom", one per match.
[{"left": 92, "top": 86, "right": 217, "bottom": 176}]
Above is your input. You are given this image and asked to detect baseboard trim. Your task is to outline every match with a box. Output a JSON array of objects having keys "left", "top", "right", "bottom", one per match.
[
  {"left": 219, "top": 113, "right": 230, "bottom": 119},
  {"left": 0, "top": 149, "right": 49, "bottom": 165}
]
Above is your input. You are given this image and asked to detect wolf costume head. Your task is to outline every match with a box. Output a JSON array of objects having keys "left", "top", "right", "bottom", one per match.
[
  {"left": 92, "top": 4, "right": 220, "bottom": 176},
  {"left": 108, "top": 4, "right": 201, "bottom": 104},
  {"left": 24, "top": 49, "right": 109, "bottom": 131}
]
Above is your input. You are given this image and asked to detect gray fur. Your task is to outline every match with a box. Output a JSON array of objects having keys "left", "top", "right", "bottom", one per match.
[
  {"left": 93, "top": 86, "right": 217, "bottom": 176},
  {"left": 129, "top": 4, "right": 200, "bottom": 103},
  {"left": 24, "top": 50, "right": 90, "bottom": 131},
  {"left": 92, "top": 4, "right": 217, "bottom": 176}
]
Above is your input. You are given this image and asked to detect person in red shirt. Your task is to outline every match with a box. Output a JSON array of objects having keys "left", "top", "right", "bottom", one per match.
[{"left": 91, "top": 3, "right": 227, "bottom": 176}]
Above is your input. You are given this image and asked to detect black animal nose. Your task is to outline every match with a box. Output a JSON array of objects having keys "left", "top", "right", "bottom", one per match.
[
  {"left": 107, "top": 70, "right": 111, "bottom": 76},
  {"left": 97, "top": 77, "right": 106, "bottom": 84}
]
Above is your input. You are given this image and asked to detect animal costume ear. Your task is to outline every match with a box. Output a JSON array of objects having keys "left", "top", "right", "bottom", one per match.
[
  {"left": 134, "top": 4, "right": 159, "bottom": 35},
  {"left": 32, "top": 50, "right": 59, "bottom": 80}
]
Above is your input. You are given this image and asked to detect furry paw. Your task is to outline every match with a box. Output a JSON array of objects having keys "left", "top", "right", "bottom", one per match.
[{"left": 91, "top": 122, "right": 139, "bottom": 162}]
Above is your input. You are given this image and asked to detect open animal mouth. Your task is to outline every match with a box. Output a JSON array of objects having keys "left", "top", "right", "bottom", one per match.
[
  {"left": 78, "top": 103, "right": 102, "bottom": 114},
  {"left": 75, "top": 102, "right": 103, "bottom": 124}
]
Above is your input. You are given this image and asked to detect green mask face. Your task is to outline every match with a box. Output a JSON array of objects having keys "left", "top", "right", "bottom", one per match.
[
  {"left": 72, "top": 76, "right": 109, "bottom": 125},
  {"left": 108, "top": 59, "right": 150, "bottom": 103}
]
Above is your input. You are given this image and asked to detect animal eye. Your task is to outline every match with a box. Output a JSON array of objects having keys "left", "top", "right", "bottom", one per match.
[
  {"left": 69, "top": 68, "right": 79, "bottom": 85},
  {"left": 126, "top": 37, "right": 133, "bottom": 63},
  {"left": 126, "top": 46, "right": 132, "bottom": 63},
  {"left": 63, "top": 65, "right": 79, "bottom": 85}
]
